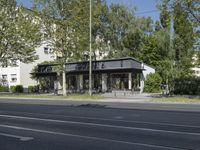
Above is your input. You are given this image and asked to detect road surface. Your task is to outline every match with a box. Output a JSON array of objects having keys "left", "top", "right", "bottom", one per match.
[{"left": 0, "top": 102, "right": 200, "bottom": 150}]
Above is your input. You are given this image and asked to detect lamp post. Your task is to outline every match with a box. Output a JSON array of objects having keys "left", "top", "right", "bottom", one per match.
[{"left": 89, "top": 0, "right": 92, "bottom": 96}]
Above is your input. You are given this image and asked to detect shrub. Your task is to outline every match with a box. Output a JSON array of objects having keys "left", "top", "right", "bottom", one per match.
[
  {"left": 144, "top": 73, "right": 162, "bottom": 93},
  {"left": 0, "top": 85, "right": 9, "bottom": 92},
  {"left": 10, "top": 85, "right": 24, "bottom": 93},
  {"left": 28, "top": 85, "right": 39, "bottom": 93},
  {"left": 173, "top": 77, "right": 200, "bottom": 95}
]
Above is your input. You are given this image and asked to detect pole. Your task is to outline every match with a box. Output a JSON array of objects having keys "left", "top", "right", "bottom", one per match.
[{"left": 89, "top": 0, "right": 92, "bottom": 96}]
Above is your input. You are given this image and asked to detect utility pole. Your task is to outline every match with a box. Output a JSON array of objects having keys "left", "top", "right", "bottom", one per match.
[{"left": 89, "top": 0, "right": 92, "bottom": 96}]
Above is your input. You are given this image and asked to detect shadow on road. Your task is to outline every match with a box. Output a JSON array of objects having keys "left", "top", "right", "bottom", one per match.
[{"left": 70, "top": 104, "right": 107, "bottom": 108}]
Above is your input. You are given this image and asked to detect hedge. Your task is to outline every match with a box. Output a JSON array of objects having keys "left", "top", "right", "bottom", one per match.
[
  {"left": 28, "top": 85, "right": 39, "bottom": 93},
  {"left": 0, "top": 85, "right": 9, "bottom": 92},
  {"left": 10, "top": 85, "right": 24, "bottom": 93},
  {"left": 173, "top": 77, "right": 200, "bottom": 95}
]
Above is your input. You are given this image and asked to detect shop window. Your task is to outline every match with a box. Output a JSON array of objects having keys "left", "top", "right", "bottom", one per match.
[{"left": 112, "top": 73, "right": 128, "bottom": 90}]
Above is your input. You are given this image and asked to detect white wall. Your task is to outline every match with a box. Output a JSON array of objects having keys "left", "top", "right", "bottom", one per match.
[
  {"left": 192, "top": 67, "right": 200, "bottom": 77},
  {"left": 19, "top": 43, "right": 55, "bottom": 89},
  {"left": 0, "top": 43, "right": 55, "bottom": 90},
  {"left": 143, "top": 64, "right": 155, "bottom": 79},
  {"left": 0, "top": 65, "right": 20, "bottom": 87}
]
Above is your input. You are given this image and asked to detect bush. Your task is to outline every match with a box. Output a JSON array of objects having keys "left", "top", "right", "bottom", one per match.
[
  {"left": 28, "top": 85, "right": 39, "bottom": 93},
  {"left": 173, "top": 77, "right": 200, "bottom": 95},
  {"left": 144, "top": 73, "right": 162, "bottom": 93},
  {"left": 0, "top": 85, "right": 9, "bottom": 92},
  {"left": 10, "top": 85, "right": 24, "bottom": 93}
]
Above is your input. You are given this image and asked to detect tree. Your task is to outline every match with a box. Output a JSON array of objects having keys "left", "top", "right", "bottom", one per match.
[
  {"left": 106, "top": 4, "right": 135, "bottom": 58},
  {"left": 123, "top": 17, "right": 154, "bottom": 59},
  {"left": 90, "top": 0, "right": 109, "bottom": 60},
  {"left": 33, "top": 0, "right": 89, "bottom": 95},
  {"left": 173, "top": 0, "right": 195, "bottom": 77},
  {"left": 0, "top": 0, "right": 41, "bottom": 64}
]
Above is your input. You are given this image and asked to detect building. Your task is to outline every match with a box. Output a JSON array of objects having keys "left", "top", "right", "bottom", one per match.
[
  {"left": 0, "top": 43, "right": 55, "bottom": 91},
  {"left": 35, "top": 57, "right": 155, "bottom": 93},
  {"left": 191, "top": 54, "right": 200, "bottom": 77}
]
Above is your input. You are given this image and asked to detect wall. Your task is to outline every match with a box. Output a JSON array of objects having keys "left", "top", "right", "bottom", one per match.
[
  {"left": 0, "top": 65, "right": 20, "bottom": 87},
  {"left": 143, "top": 64, "right": 155, "bottom": 79},
  {"left": 0, "top": 43, "right": 55, "bottom": 91},
  {"left": 192, "top": 67, "right": 200, "bottom": 77},
  {"left": 19, "top": 43, "right": 55, "bottom": 89}
]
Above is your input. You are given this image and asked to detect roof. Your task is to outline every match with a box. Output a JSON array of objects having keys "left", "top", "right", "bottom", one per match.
[{"left": 37, "top": 57, "right": 144, "bottom": 75}]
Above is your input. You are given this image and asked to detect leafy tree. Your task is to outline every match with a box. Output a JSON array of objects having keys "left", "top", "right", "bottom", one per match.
[
  {"left": 91, "top": 0, "right": 109, "bottom": 60},
  {"left": 173, "top": 0, "right": 195, "bottom": 77},
  {"left": 106, "top": 4, "right": 134, "bottom": 57},
  {"left": 0, "top": 0, "right": 42, "bottom": 64},
  {"left": 33, "top": 0, "right": 90, "bottom": 95},
  {"left": 30, "top": 60, "right": 61, "bottom": 93},
  {"left": 159, "top": 0, "right": 171, "bottom": 29},
  {"left": 155, "top": 21, "right": 162, "bottom": 31},
  {"left": 123, "top": 17, "right": 154, "bottom": 59}
]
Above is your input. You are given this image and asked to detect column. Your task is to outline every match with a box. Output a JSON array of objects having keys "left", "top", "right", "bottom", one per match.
[
  {"left": 128, "top": 73, "right": 132, "bottom": 90},
  {"left": 140, "top": 73, "right": 144, "bottom": 93},
  {"left": 79, "top": 74, "right": 83, "bottom": 90},
  {"left": 57, "top": 73, "right": 63, "bottom": 95},
  {"left": 102, "top": 74, "right": 107, "bottom": 92},
  {"left": 76, "top": 75, "right": 79, "bottom": 92}
]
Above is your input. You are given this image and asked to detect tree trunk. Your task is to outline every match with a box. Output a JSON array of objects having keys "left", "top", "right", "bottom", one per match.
[{"left": 62, "top": 64, "right": 67, "bottom": 96}]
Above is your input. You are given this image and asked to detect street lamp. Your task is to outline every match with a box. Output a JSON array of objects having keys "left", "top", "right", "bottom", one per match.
[{"left": 89, "top": 0, "right": 92, "bottom": 96}]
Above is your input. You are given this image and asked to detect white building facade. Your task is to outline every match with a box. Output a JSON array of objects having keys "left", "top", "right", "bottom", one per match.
[
  {"left": 0, "top": 43, "right": 55, "bottom": 91},
  {"left": 191, "top": 54, "right": 200, "bottom": 77}
]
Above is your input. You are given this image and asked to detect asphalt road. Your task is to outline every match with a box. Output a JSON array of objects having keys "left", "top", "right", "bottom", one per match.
[{"left": 0, "top": 102, "right": 200, "bottom": 150}]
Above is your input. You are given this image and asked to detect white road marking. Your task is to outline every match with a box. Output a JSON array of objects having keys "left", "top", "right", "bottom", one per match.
[
  {"left": 0, "top": 124, "right": 183, "bottom": 150},
  {"left": 0, "top": 114, "right": 200, "bottom": 136},
  {"left": 2, "top": 110, "right": 200, "bottom": 129},
  {"left": 0, "top": 132, "right": 33, "bottom": 141},
  {"left": 2, "top": 110, "right": 199, "bottom": 129}
]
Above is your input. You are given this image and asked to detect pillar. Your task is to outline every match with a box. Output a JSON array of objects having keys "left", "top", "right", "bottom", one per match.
[
  {"left": 57, "top": 73, "right": 63, "bottom": 95},
  {"left": 140, "top": 73, "right": 144, "bottom": 93},
  {"left": 128, "top": 73, "right": 132, "bottom": 90},
  {"left": 79, "top": 74, "right": 83, "bottom": 90},
  {"left": 102, "top": 74, "right": 107, "bottom": 92}
]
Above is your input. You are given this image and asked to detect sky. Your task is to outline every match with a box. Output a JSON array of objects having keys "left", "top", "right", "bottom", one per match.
[{"left": 16, "top": 0, "right": 160, "bottom": 21}]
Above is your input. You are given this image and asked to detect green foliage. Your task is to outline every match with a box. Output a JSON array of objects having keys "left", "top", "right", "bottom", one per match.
[
  {"left": 10, "top": 85, "right": 24, "bottom": 93},
  {"left": 158, "top": 0, "right": 171, "bottom": 28},
  {"left": 173, "top": 1, "right": 195, "bottom": 77},
  {"left": 0, "top": 0, "right": 42, "bottom": 63},
  {"left": 33, "top": 0, "right": 90, "bottom": 63},
  {"left": 0, "top": 85, "right": 9, "bottom": 92},
  {"left": 28, "top": 85, "right": 39, "bottom": 93},
  {"left": 144, "top": 73, "right": 162, "bottom": 93},
  {"left": 173, "top": 77, "right": 200, "bottom": 95}
]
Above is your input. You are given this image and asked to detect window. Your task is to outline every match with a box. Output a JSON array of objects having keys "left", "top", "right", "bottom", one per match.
[
  {"left": 2, "top": 75, "right": 7, "bottom": 80},
  {"left": 11, "top": 60, "right": 18, "bottom": 67},
  {"left": 1, "top": 61, "right": 8, "bottom": 68},
  {"left": 49, "top": 48, "right": 53, "bottom": 54},
  {"left": 44, "top": 47, "right": 49, "bottom": 54},
  {"left": 10, "top": 74, "right": 17, "bottom": 82}
]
